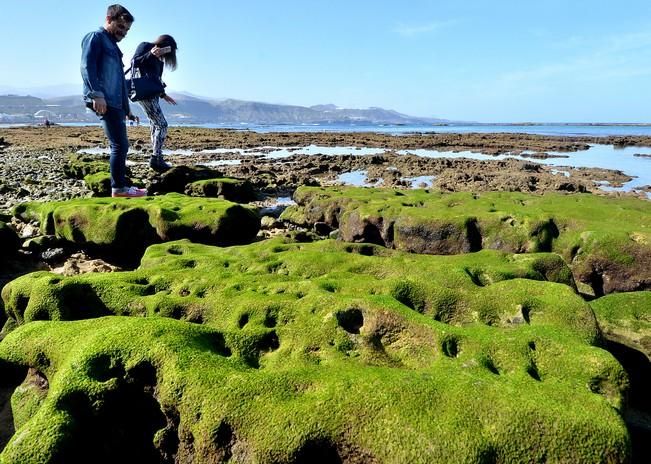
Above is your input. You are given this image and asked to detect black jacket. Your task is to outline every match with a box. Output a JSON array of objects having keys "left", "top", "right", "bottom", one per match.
[{"left": 132, "top": 42, "right": 165, "bottom": 79}]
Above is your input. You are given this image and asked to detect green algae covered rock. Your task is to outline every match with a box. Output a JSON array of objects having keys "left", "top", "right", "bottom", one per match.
[
  {"left": 148, "top": 165, "right": 224, "bottom": 195},
  {"left": 83, "top": 171, "right": 111, "bottom": 197},
  {"left": 62, "top": 153, "right": 111, "bottom": 180},
  {"left": 0, "top": 239, "right": 631, "bottom": 461},
  {"left": 185, "top": 177, "right": 257, "bottom": 203},
  {"left": 590, "top": 291, "right": 651, "bottom": 360},
  {"left": 282, "top": 187, "right": 651, "bottom": 295},
  {"left": 3, "top": 239, "right": 581, "bottom": 334},
  {"left": 11, "top": 193, "right": 260, "bottom": 259}
]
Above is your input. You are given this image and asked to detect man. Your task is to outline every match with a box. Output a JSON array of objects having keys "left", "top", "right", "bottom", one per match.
[{"left": 81, "top": 4, "right": 146, "bottom": 198}]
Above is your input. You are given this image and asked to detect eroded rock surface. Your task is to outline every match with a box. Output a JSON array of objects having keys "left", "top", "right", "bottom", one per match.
[
  {"left": 282, "top": 187, "right": 651, "bottom": 294},
  {"left": 0, "top": 238, "right": 632, "bottom": 462}
]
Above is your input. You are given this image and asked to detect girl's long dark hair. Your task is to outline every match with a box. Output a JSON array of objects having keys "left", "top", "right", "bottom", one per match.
[{"left": 154, "top": 35, "right": 178, "bottom": 71}]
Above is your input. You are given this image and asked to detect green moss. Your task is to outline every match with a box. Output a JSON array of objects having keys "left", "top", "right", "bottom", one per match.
[
  {"left": 62, "top": 153, "right": 111, "bottom": 180},
  {"left": 282, "top": 187, "right": 651, "bottom": 294},
  {"left": 83, "top": 171, "right": 111, "bottom": 197},
  {"left": 186, "top": 177, "right": 256, "bottom": 203},
  {"left": 0, "top": 306, "right": 630, "bottom": 463},
  {"left": 590, "top": 291, "right": 651, "bottom": 359},
  {"left": 0, "top": 238, "right": 632, "bottom": 460},
  {"left": 11, "top": 193, "right": 260, "bottom": 257}
]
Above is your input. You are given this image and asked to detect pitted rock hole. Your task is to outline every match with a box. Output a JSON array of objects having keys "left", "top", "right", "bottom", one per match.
[
  {"left": 60, "top": 282, "right": 110, "bottom": 320},
  {"left": 532, "top": 219, "right": 559, "bottom": 252},
  {"left": 465, "top": 218, "right": 483, "bottom": 252},
  {"left": 264, "top": 310, "right": 278, "bottom": 328},
  {"left": 202, "top": 332, "right": 232, "bottom": 358},
  {"left": 464, "top": 268, "right": 487, "bottom": 287},
  {"left": 527, "top": 362, "right": 542, "bottom": 381},
  {"left": 362, "top": 223, "right": 385, "bottom": 247},
  {"left": 87, "top": 354, "right": 126, "bottom": 382},
  {"left": 336, "top": 308, "right": 364, "bottom": 335},
  {"left": 211, "top": 421, "right": 236, "bottom": 462},
  {"left": 238, "top": 313, "right": 249, "bottom": 329},
  {"left": 292, "top": 437, "right": 378, "bottom": 464},
  {"left": 167, "top": 246, "right": 183, "bottom": 255},
  {"left": 133, "top": 277, "right": 149, "bottom": 285},
  {"left": 245, "top": 331, "right": 280, "bottom": 368},
  {"left": 391, "top": 281, "right": 426, "bottom": 314},
  {"left": 179, "top": 259, "right": 197, "bottom": 269},
  {"left": 126, "top": 361, "right": 158, "bottom": 387},
  {"left": 293, "top": 438, "right": 343, "bottom": 464},
  {"left": 344, "top": 244, "right": 377, "bottom": 256},
  {"left": 320, "top": 281, "right": 339, "bottom": 293},
  {"left": 441, "top": 336, "right": 460, "bottom": 358},
  {"left": 15, "top": 295, "right": 30, "bottom": 316},
  {"left": 258, "top": 331, "right": 280, "bottom": 353},
  {"left": 480, "top": 356, "right": 500, "bottom": 375},
  {"left": 179, "top": 288, "right": 191, "bottom": 297},
  {"left": 55, "top": 368, "right": 168, "bottom": 463}
]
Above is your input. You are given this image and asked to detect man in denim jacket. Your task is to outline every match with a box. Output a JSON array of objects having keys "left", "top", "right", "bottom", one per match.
[{"left": 81, "top": 4, "right": 146, "bottom": 198}]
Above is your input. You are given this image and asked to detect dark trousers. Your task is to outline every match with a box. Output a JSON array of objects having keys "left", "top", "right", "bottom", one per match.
[{"left": 100, "top": 107, "right": 129, "bottom": 189}]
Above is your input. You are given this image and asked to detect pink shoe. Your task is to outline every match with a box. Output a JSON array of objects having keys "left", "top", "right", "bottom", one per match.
[{"left": 111, "top": 186, "right": 148, "bottom": 198}]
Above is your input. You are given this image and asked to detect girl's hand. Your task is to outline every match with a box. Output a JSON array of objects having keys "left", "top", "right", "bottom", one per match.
[
  {"left": 162, "top": 94, "right": 177, "bottom": 105},
  {"left": 151, "top": 46, "right": 163, "bottom": 57}
]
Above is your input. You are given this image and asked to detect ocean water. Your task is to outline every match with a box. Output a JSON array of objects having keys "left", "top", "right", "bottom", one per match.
[
  {"left": 176, "top": 122, "right": 651, "bottom": 137},
  {"left": 4, "top": 121, "right": 651, "bottom": 137}
]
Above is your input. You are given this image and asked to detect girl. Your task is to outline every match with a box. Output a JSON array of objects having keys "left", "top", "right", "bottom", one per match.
[{"left": 132, "top": 34, "right": 178, "bottom": 172}]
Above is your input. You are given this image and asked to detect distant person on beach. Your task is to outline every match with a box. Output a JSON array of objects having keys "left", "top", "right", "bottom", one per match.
[
  {"left": 132, "top": 35, "right": 178, "bottom": 172},
  {"left": 80, "top": 4, "right": 146, "bottom": 198}
]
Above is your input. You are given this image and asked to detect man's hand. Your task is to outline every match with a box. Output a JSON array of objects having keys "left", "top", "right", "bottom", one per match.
[
  {"left": 162, "top": 94, "right": 177, "bottom": 105},
  {"left": 93, "top": 97, "right": 107, "bottom": 114},
  {"left": 127, "top": 112, "right": 140, "bottom": 125}
]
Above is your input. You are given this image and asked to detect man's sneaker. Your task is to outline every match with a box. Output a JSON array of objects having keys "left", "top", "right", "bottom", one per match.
[
  {"left": 111, "top": 186, "right": 148, "bottom": 198},
  {"left": 149, "top": 156, "right": 172, "bottom": 173}
]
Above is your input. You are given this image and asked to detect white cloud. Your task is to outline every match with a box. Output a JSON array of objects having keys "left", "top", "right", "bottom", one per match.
[{"left": 394, "top": 20, "right": 456, "bottom": 38}]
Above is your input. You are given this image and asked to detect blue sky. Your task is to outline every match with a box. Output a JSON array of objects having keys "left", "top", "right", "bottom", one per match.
[{"left": 2, "top": 1, "right": 651, "bottom": 122}]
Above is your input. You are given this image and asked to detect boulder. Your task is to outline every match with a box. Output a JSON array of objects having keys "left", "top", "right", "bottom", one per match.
[
  {"left": 282, "top": 187, "right": 651, "bottom": 295},
  {"left": 0, "top": 238, "right": 631, "bottom": 462},
  {"left": 83, "top": 171, "right": 112, "bottom": 197},
  {"left": 12, "top": 193, "right": 260, "bottom": 262},
  {"left": 147, "top": 166, "right": 224, "bottom": 195},
  {"left": 185, "top": 177, "right": 256, "bottom": 203}
]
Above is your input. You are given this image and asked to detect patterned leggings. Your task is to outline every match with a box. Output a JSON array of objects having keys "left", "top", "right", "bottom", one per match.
[{"left": 138, "top": 97, "right": 168, "bottom": 157}]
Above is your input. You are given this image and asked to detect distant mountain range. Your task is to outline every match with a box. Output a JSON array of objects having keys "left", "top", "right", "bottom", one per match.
[{"left": 0, "top": 91, "right": 448, "bottom": 125}]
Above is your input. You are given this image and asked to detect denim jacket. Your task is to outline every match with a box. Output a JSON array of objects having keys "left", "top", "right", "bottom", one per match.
[{"left": 80, "top": 28, "right": 130, "bottom": 112}]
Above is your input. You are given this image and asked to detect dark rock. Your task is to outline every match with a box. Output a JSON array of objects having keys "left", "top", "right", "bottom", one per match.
[
  {"left": 0, "top": 222, "right": 21, "bottom": 258},
  {"left": 22, "top": 235, "right": 61, "bottom": 252},
  {"left": 313, "top": 221, "right": 333, "bottom": 236},
  {"left": 148, "top": 166, "right": 224, "bottom": 195},
  {"left": 185, "top": 178, "right": 257, "bottom": 203}
]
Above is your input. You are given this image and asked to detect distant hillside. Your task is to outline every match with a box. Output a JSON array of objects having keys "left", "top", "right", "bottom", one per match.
[{"left": 0, "top": 93, "right": 447, "bottom": 125}]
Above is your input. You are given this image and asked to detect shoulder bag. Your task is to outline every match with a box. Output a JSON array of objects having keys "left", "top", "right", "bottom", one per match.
[{"left": 124, "top": 58, "right": 165, "bottom": 102}]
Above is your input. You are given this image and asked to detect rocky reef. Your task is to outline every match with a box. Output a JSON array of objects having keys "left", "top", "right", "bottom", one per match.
[
  {"left": 0, "top": 239, "right": 633, "bottom": 462},
  {"left": 0, "top": 126, "right": 649, "bottom": 463}
]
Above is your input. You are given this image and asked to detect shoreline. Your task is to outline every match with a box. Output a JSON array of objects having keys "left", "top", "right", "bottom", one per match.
[{"left": 1, "top": 126, "right": 649, "bottom": 214}]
